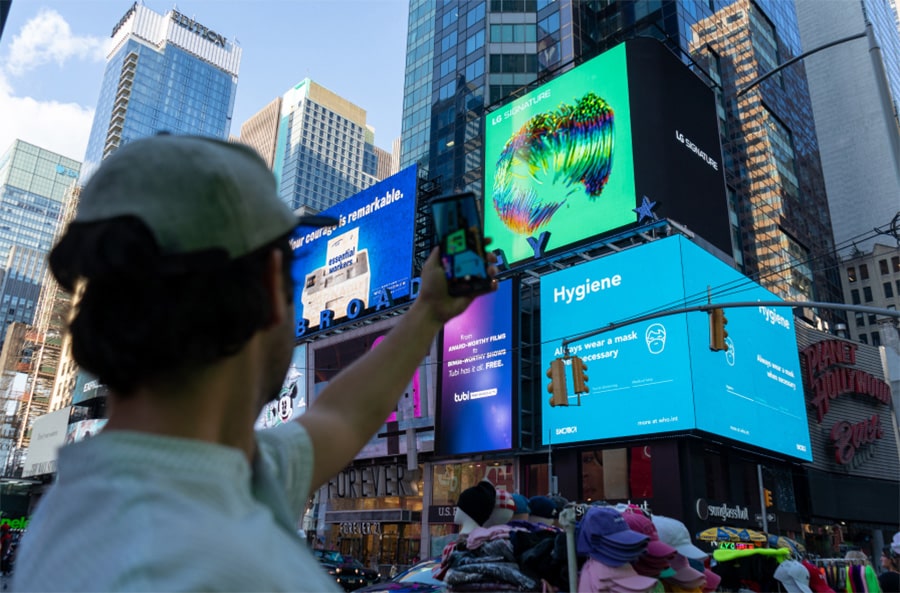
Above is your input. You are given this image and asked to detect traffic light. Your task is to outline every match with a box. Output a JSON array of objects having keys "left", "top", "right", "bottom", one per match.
[
  {"left": 547, "top": 359, "right": 569, "bottom": 407},
  {"left": 764, "top": 488, "right": 774, "bottom": 508},
  {"left": 709, "top": 308, "right": 729, "bottom": 351},
  {"left": 570, "top": 355, "right": 589, "bottom": 395}
]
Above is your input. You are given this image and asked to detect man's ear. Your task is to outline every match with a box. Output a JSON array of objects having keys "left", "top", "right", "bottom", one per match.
[{"left": 263, "top": 248, "right": 289, "bottom": 328}]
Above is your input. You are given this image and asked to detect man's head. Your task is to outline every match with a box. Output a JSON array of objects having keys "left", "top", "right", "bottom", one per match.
[{"left": 50, "top": 135, "right": 335, "bottom": 399}]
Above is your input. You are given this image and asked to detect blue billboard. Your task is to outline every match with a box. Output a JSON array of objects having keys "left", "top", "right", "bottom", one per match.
[
  {"left": 293, "top": 165, "right": 417, "bottom": 337},
  {"left": 437, "top": 280, "right": 514, "bottom": 455},
  {"left": 540, "top": 235, "right": 811, "bottom": 460}
]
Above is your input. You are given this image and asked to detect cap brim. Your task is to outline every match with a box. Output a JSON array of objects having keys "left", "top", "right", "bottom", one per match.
[
  {"left": 677, "top": 542, "right": 709, "bottom": 560},
  {"left": 646, "top": 539, "right": 677, "bottom": 558},
  {"left": 297, "top": 214, "right": 339, "bottom": 227},
  {"left": 604, "top": 530, "right": 651, "bottom": 547}
]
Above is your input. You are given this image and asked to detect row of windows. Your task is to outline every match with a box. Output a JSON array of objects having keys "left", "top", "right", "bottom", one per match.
[
  {"left": 847, "top": 257, "right": 900, "bottom": 282},
  {"left": 850, "top": 280, "right": 900, "bottom": 303},
  {"left": 489, "top": 53, "right": 539, "bottom": 74},
  {"left": 858, "top": 332, "right": 882, "bottom": 347}
]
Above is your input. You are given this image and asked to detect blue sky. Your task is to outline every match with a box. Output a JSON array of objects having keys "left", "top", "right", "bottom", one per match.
[{"left": 0, "top": 0, "right": 409, "bottom": 162}]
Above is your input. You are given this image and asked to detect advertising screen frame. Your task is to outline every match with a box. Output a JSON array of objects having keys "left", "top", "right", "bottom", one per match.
[
  {"left": 539, "top": 235, "right": 811, "bottom": 461},
  {"left": 483, "top": 38, "right": 730, "bottom": 269},
  {"left": 292, "top": 165, "right": 418, "bottom": 338},
  {"left": 435, "top": 279, "right": 517, "bottom": 457}
]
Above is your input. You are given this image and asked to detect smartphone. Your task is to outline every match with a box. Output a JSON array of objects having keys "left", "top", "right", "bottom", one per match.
[{"left": 430, "top": 191, "right": 493, "bottom": 296}]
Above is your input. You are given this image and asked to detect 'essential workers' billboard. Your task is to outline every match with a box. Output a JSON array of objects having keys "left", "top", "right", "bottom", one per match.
[
  {"left": 540, "top": 235, "right": 812, "bottom": 461},
  {"left": 484, "top": 38, "right": 729, "bottom": 267},
  {"left": 293, "top": 165, "right": 417, "bottom": 337}
]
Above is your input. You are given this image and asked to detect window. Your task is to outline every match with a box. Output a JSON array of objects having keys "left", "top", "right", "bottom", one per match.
[
  {"left": 466, "top": 29, "right": 485, "bottom": 54},
  {"left": 847, "top": 266, "right": 857, "bottom": 283},
  {"left": 855, "top": 312, "right": 865, "bottom": 327},
  {"left": 893, "top": 256, "right": 900, "bottom": 273},
  {"left": 465, "top": 57, "right": 484, "bottom": 81},
  {"left": 860, "top": 334, "right": 869, "bottom": 344},
  {"left": 863, "top": 286, "right": 873, "bottom": 302},
  {"left": 868, "top": 313, "right": 877, "bottom": 325},
  {"left": 851, "top": 289, "right": 861, "bottom": 305},
  {"left": 885, "top": 282, "right": 894, "bottom": 298},
  {"left": 860, "top": 264, "right": 869, "bottom": 280},
  {"left": 880, "top": 259, "right": 889, "bottom": 275},
  {"left": 872, "top": 332, "right": 882, "bottom": 346},
  {"left": 442, "top": 31, "right": 458, "bottom": 53}
]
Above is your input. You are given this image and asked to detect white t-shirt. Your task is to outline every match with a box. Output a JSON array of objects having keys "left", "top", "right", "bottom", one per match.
[{"left": 12, "top": 422, "right": 340, "bottom": 592}]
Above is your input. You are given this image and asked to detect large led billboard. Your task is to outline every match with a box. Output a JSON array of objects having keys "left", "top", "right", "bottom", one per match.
[
  {"left": 540, "top": 235, "right": 811, "bottom": 461},
  {"left": 436, "top": 280, "right": 514, "bottom": 456},
  {"left": 484, "top": 39, "right": 729, "bottom": 267},
  {"left": 293, "top": 165, "right": 417, "bottom": 337}
]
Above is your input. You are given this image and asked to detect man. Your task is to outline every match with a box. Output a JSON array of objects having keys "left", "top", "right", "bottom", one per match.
[{"left": 12, "top": 135, "right": 495, "bottom": 591}]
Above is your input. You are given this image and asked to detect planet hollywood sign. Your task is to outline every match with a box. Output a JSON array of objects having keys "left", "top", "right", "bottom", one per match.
[{"left": 801, "top": 339, "right": 890, "bottom": 467}]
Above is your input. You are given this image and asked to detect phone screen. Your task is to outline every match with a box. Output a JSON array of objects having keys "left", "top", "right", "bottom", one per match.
[{"left": 431, "top": 192, "right": 492, "bottom": 296}]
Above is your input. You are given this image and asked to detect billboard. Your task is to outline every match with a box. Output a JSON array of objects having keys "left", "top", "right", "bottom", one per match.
[
  {"left": 312, "top": 323, "right": 431, "bottom": 459},
  {"left": 255, "top": 344, "right": 308, "bottom": 430},
  {"left": 72, "top": 370, "right": 109, "bottom": 405},
  {"left": 22, "top": 407, "right": 71, "bottom": 477},
  {"left": 484, "top": 38, "right": 729, "bottom": 267},
  {"left": 293, "top": 165, "right": 418, "bottom": 337},
  {"left": 540, "top": 235, "right": 811, "bottom": 461},
  {"left": 436, "top": 280, "right": 514, "bottom": 455}
]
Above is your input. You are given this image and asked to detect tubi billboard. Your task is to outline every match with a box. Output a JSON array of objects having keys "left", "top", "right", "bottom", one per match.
[
  {"left": 436, "top": 280, "right": 515, "bottom": 456},
  {"left": 292, "top": 165, "right": 417, "bottom": 337},
  {"left": 540, "top": 235, "right": 811, "bottom": 461},
  {"left": 484, "top": 38, "right": 729, "bottom": 268}
]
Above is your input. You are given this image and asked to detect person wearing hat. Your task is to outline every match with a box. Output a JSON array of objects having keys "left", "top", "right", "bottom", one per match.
[
  {"left": 11, "top": 135, "right": 497, "bottom": 592},
  {"left": 880, "top": 532, "right": 900, "bottom": 593}
]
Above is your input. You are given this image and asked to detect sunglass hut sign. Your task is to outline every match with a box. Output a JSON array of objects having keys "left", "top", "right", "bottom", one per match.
[{"left": 801, "top": 339, "right": 891, "bottom": 468}]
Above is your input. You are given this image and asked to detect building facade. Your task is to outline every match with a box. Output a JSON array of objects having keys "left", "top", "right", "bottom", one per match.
[
  {"left": 81, "top": 3, "right": 241, "bottom": 179},
  {"left": 0, "top": 141, "right": 81, "bottom": 342},
  {"left": 796, "top": 0, "right": 900, "bottom": 255},
  {"left": 263, "top": 79, "right": 387, "bottom": 212},
  {"left": 400, "top": 0, "right": 844, "bottom": 313},
  {"left": 840, "top": 243, "right": 900, "bottom": 345}
]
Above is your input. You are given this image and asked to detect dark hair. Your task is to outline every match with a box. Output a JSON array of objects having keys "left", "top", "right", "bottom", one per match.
[{"left": 49, "top": 216, "right": 294, "bottom": 395}]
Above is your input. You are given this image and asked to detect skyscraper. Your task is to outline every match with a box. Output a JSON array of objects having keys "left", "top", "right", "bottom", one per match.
[
  {"left": 401, "top": 0, "right": 843, "bottom": 310},
  {"left": 81, "top": 3, "right": 241, "bottom": 178},
  {"left": 795, "top": 0, "right": 900, "bottom": 255},
  {"left": 0, "top": 140, "right": 81, "bottom": 340},
  {"left": 251, "top": 79, "right": 387, "bottom": 212}
]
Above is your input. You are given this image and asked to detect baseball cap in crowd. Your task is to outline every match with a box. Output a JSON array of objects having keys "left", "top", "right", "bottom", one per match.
[
  {"left": 774, "top": 560, "right": 814, "bottom": 593},
  {"left": 529, "top": 496, "right": 558, "bottom": 523},
  {"left": 651, "top": 515, "right": 708, "bottom": 560},
  {"left": 512, "top": 493, "right": 531, "bottom": 515},
  {"left": 576, "top": 506, "right": 649, "bottom": 567},
  {"left": 702, "top": 568, "right": 722, "bottom": 593},
  {"left": 665, "top": 553, "right": 705, "bottom": 588},
  {"left": 578, "top": 558, "right": 658, "bottom": 592},
  {"left": 802, "top": 560, "right": 835, "bottom": 593},
  {"left": 621, "top": 508, "right": 676, "bottom": 558},
  {"left": 73, "top": 134, "right": 337, "bottom": 261}
]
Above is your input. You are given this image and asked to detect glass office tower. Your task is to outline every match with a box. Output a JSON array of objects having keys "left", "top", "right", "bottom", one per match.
[
  {"left": 81, "top": 3, "right": 241, "bottom": 178},
  {"left": 0, "top": 140, "right": 81, "bottom": 342},
  {"left": 401, "top": 0, "right": 843, "bottom": 308}
]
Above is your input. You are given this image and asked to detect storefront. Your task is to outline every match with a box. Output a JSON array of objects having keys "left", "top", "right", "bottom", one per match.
[
  {"left": 795, "top": 325, "right": 900, "bottom": 561},
  {"left": 321, "top": 457, "right": 425, "bottom": 573}
]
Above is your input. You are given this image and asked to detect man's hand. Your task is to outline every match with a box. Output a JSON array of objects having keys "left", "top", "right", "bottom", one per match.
[{"left": 415, "top": 246, "right": 499, "bottom": 326}]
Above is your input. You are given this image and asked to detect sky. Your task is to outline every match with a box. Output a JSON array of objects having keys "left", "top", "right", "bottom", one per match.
[{"left": 0, "top": 0, "right": 410, "bottom": 162}]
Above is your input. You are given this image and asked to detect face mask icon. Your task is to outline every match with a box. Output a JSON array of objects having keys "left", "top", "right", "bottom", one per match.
[{"left": 645, "top": 323, "right": 666, "bottom": 354}]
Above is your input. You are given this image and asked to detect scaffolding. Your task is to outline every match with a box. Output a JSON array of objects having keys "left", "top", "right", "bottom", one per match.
[{"left": 3, "top": 184, "right": 80, "bottom": 475}]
